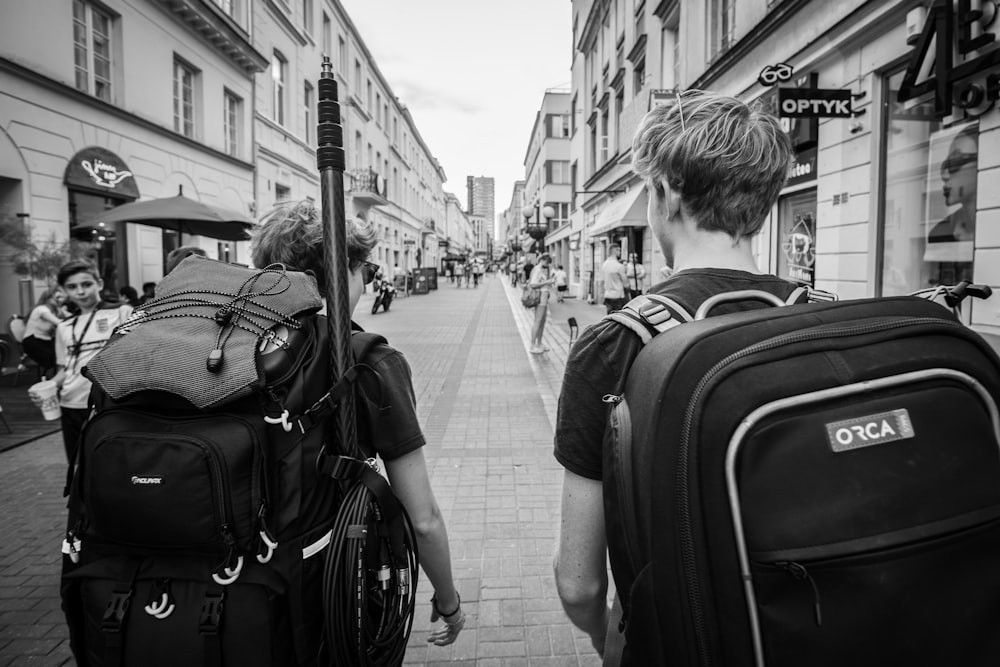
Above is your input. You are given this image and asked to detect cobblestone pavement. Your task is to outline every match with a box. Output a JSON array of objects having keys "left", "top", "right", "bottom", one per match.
[{"left": 0, "top": 273, "right": 608, "bottom": 666}]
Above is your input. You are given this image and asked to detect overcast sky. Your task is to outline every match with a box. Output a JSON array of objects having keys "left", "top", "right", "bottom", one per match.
[{"left": 339, "top": 0, "right": 572, "bottom": 216}]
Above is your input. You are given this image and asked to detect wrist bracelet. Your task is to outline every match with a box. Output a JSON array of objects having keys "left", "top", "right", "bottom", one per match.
[{"left": 431, "top": 591, "right": 461, "bottom": 618}]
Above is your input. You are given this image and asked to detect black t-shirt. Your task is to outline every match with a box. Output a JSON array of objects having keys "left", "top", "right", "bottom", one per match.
[{"left": 554, "top": 268, "right": 801, "bottom": 481}]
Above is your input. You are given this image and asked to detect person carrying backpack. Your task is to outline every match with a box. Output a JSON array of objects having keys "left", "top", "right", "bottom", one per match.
[
  {"left": 61, "top": 202, "right": 465, "bottom": 666},
  {"left": 249, "top": 202, "right": 467, "bottom": 651},
  {"left": 552, "top": 90, "right": 801, "bottom": 661}
]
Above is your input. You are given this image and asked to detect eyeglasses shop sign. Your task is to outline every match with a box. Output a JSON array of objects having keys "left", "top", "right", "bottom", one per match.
[{"left": 778, "top": 88, "right": 854, "bottom": 118}]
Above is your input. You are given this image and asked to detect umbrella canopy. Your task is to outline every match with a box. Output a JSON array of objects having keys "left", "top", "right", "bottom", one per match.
[{"left": 81, "top": 194, "right": 254, "bottom": 241}]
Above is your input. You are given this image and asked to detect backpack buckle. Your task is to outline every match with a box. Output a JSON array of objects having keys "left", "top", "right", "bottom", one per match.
[
  {"left": 102, "top": 589, "right": 132, "bottom": 633},
  {"left": 199, "top": 592, "right": 225, "bottom": 635},
  {"left": 636, "top": 300, "right": 673, "bottom": 326}
]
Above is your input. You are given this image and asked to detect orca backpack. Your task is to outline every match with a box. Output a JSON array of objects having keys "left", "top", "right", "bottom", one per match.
[
  {"left": 60, "top": 259, "right": 400, "bottom": 667},
  {"left": 602, "top": 286, "right": 1000, "bottom": 667}
]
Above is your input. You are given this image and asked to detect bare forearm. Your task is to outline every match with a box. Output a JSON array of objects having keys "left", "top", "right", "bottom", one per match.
[{"left": 414, "top": 513, "right": 459, "bottom": 611}]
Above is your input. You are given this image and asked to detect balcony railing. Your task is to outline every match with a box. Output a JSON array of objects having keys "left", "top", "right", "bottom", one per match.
[{"left": 347, "top": 168, "right": 388, "bottom": 206}]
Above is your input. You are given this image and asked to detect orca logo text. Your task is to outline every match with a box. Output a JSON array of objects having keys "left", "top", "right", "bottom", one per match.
[{"left": 825, "top": 409, "right": 914, "bottom": 453}]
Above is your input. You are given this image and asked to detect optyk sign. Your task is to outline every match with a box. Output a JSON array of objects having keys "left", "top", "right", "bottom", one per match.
[{"left": 778, "top": 88, "right": 854, "bottom": 118}]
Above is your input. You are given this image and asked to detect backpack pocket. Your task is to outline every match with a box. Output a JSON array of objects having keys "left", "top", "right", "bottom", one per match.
[
  {"left": 81, "top": 409, "right": 266, "bottom": 554},
  {"left": 751, "top": 513, "right": 1000, "bottom": 667}
]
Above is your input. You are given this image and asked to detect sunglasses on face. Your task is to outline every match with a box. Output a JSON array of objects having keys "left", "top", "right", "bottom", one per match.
[
  {"left": 360, "top": 261, "right": 379, "bottom": 285},
  {"left": 941, "top": 152, "right": 977, "bottom": 175}
]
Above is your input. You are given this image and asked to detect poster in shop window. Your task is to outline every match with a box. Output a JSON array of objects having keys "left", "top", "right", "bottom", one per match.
[
  {"left": 923, "top": 121, "right": 978, "bottom": 285},
  {"left": 778, "top": 192, "right": 817, "bottom": 287}
]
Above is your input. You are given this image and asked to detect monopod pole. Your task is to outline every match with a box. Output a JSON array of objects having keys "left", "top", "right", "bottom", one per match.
[{"left": 316, "top": 56, "right": 356, "bottom": 456}]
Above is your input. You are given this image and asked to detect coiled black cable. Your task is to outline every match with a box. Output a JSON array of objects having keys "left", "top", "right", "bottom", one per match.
[{"left": 322, "top": 472, "right": 419, "bottom": 666}]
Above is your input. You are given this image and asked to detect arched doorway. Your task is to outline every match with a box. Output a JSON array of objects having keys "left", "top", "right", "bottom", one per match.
[{"left": 64, "top": 147, "right": 139, "bottom": 299}]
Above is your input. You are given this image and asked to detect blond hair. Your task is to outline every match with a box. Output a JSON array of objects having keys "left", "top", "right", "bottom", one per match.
[
  {"left": 250, "top": 200, "right": 378, "bottom": 294},
  {"left": 632, "top": 89, "right": 792, "bottom": 239}
]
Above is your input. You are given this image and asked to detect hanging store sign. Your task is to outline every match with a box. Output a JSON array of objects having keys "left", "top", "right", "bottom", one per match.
[
  {"left": 778, "top": 88, "right": 854, "bottom": 118},
  {"left": 898, "top": 0, "right": 1000, "bottom": 118},
  {"left": 758, "top": 62, "right": 794, "bottom": 87}
]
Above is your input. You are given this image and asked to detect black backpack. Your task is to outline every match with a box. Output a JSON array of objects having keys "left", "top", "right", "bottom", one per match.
[
  {"left": 60, "top": 260, "right": 405, "bottom": 667},
  {"left": 602, "top": 287, "right": 1000, "bottom": 666}
]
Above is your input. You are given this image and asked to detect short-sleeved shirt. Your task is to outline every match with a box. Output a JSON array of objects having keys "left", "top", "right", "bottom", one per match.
[
  {"left": 55, "top": 303, "right": 133, "bottom": 409},
  {"left": 554, "top": 269, "right": 801, "bottom": 481},
  {"left": 358, "top": 340, "right": 426, "bottom": 461},
  {"left": 602, "top": 257, "right": 627, "bottom": 299}
]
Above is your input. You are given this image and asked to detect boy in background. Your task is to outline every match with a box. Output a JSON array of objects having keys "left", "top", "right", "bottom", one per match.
[{"left": 52, "top": 260, "right": 133, "bottom": 464}]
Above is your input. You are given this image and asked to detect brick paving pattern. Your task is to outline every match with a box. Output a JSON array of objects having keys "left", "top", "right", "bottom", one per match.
[{"left": 0, "top": 272, "right": 608, "bottom": 666}]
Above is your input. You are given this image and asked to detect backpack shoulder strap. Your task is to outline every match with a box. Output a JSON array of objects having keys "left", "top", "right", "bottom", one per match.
[
  {"left": 291, "top": 331, "right": 388, "bottom": 435},
  {"left": 351, "top": 331, "right": 388, "bottom": 363},
  {"left": 603, "top": 293, "right": 693, "bottom": 346}
]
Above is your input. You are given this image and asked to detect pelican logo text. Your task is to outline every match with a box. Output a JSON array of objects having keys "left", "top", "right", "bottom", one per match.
[
  {"left": 825, "top": 409, "right": 914, "bottom": 453},
  {"left": 131, "top": 476, "right": 163, "bottom": 485}
]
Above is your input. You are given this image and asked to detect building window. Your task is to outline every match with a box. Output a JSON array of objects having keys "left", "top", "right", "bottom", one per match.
[
  {"left": 710, "top": 0, "right": 735, "bottom": 61},
  {"left": 303, "top": 81, "right": 313, "bottom": 143},
  {"left": 302, "top": 0, "right": 313, "bottom": 34},
  {"left": 376, "top": 92, "right": 382, "bottom": 125},
  {"left": 354, "top": 60, "right": 361, "bottom": 91},
  {"left": 322, "top": 12, "right": 331, "bottom": 56},
  {"left": 546, "top": 114, "right": 571, "bottom": 138},
  {"left": 366, "top": 79, "right": 372, "bottom": 111},
  {"left": 173, "top": 58, "right": 196, "bottom": 138},
  {"left": 275, "top": 183, "right": 290, "bottom": 203},
  {"left": 338, "top": 36, "right": 346, "bottom": 71},
  {"left": 355, "top": 131, "right": 362, "bottom": 170},
  {"left": 223, "top": 90, "right": 241, "bottom": 157},
  {"left": 272, "top": 51, "right": 286, "bottom": 125},
  {"left": 212, "top": 0, "right": 245, "bottom": 27},
  {"left": 633, "top": 59, "right": 645, "bottom": 95},
  {"left": 545, "top": 161, "right": 571, "bottom": 185},
  {"left": 73, "top": 0, "right": 113, "bottom": 101},
  {"left": 879, "top": 69, "right": 978, "bottom": 296}
]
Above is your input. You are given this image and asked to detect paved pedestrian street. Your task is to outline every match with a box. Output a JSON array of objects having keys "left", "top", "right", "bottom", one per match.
[{"left": 0, "top": 273, "right": 607, "bottom": 667}]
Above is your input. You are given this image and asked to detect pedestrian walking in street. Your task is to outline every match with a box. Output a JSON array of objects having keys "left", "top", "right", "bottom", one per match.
[
  {"left": 527, "top": 253, "right": 555, "bottom": 354},
  {"left": 51, "top": 260, "right": 133, "bottom": 464},
  {"left": 554, "top": 264, "right": 568, "bottom": 303},
  {"left": 601, "top": 243, "right": 627, "bottom": 313},
  {"left": 252, "top": 202, "right": 467, "bottom": 648},
  {"left": 553, "top": 90, "right": 799, "bottom": 662},
  {"left": 454, "top": 260, "right": 465, "bottom": 287},
  {"left": 472, "top": 259, "right": 484, "bottom": 287},
  {"left": 624, "top": 252, "right": 645, "bottom": 299}
]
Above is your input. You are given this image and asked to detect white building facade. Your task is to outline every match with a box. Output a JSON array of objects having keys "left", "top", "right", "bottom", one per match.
[
  {"left": 0, "top": 0, "right": 460, "bottom": 318},
  {"left": 568, "top": 0, "right": 1000, "bottom": 347}
]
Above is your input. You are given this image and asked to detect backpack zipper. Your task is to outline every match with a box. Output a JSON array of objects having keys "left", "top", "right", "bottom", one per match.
[{"left": 675, "top": 316, "right": 962, "bottom": 666}]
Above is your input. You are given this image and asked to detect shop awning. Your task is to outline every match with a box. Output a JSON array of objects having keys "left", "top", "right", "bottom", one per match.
[{"left": 588, "top": 187, "right": 648, "bottom": 238}]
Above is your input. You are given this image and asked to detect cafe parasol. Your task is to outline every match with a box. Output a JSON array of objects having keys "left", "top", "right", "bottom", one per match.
[{"left": 80, "top": 189, "right": 254, "bottom": 242}]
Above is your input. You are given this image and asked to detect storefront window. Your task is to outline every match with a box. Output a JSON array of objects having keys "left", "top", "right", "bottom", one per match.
[
  {"left": 880, "top": 69, "right": 978, "bottom": 296},
  {"left": 68, "top": 190, "right": 128, "bottom": 300},
  {"left": 777, "top": 189, "right": 817, "bottom": 286}
]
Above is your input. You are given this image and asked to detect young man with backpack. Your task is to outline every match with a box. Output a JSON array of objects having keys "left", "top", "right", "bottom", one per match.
[
  {"left": 555, "top": 90, "right": 1000, "bottom": 667},
  {"left": 552, "top": 90, "right": 799, "bottom": 660},
  {"left": 62, "top": 202, "right": 465, "bottom": 666}
]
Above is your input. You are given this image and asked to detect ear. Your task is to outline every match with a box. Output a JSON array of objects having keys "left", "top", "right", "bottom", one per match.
[{"left": 661, "top": 180, "right": 684, "bottom": 220}]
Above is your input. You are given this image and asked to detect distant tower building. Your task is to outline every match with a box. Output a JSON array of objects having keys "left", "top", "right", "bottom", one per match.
[{"left": 466, "top": 175, "right": 495, "bottom": 221}]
